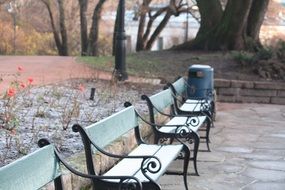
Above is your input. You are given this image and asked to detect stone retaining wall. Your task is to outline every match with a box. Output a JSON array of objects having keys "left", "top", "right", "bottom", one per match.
[{"left": 215, "top": 79, "right": 285, "bottom": 104}]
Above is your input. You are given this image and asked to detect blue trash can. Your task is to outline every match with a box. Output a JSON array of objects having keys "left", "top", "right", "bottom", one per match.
[{"left": 187, "top": 64, "right": 214, "bottom": 100}]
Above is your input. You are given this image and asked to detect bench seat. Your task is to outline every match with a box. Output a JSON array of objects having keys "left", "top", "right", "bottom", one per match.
[
  {"left": 169, "top": 77, "right": 215, "bottom": 121},
  {"left": 179, "top": 99, "right": 208, "bottom": 112},
  {"left": 166, "top": 77, "right": 215, "bottom": 152},
  {"left": 159, "top": 116, "right": 206, "bottom": 134},
  {"left": 141, "top": 88, "right": 210, "bottom": 175},
  {"left": 104, "top": 144, "right": 183, "bottom": 182},
  {"left": 73, "top": 106, "right": 190, "bottom": 190}
]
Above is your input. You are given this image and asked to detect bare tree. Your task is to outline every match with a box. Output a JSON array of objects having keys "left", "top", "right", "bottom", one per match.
[
  {"left": 78, "top": 0, "right": 106, "bottom": 56},
  {"left": 136, "top": 0, "right": 189, "bottom": 51},
  {"left": 78, "top": 0, "right": 88, "bottom": 56},
  {"left": 177, "top": 0, "right": 270, "bottom": 51},
  {"left": 87, "top": 0, "right": 106, "bottom": 56},
  {"left": 41, "top": 0, "right": 69, "bottom": 56}
]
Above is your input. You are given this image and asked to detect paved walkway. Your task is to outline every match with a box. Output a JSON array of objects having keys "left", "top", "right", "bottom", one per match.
[
  {"left": 0, "top": 56, "right": 161, "bottom": 94},
  {"left": 159, "top": 103, "right": 285, "bottom": 190},
  {"left": 0, "top": 56, "right": 95, "bottom": 94}
]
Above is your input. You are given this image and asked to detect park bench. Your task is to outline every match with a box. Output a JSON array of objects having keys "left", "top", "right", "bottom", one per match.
[
  {"left": 140, "top": 88, "right": 208, "bottom": 176},
  {"left": 166, "top": 76, "right": 216, "bottom": 152},
  {"left": 167, "top": 76, "right": 215, "bottom": 122},
  {"left": 0, "top": 139, "right": 104, "bottom": 190},
  {"left": 72, "top": 105, "right": 191, "bottom": 190}
]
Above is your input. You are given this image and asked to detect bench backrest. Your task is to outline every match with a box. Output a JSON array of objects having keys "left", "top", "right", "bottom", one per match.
[
  {"left": 85, "top": 106, "right": 138, "bottom": 150},
  {"left": 73, "top": 106, "right": 140, "bottom": 177},
  {"left": 142, "top": 88, "right": 175, "bottom": 124},
  {"left": 0, "top": 145, "right": 62, "bottom": 190},
  {"left": 172, "top": 77, "right": 187, "bottom": 95},
  {"left": 148, "top": 88, "right": 174, "bottom": 114}
]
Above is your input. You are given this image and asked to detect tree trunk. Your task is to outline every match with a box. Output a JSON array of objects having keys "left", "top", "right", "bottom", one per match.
[
  {"left": 246, "top": 0, "right": 269, "bottom": 49},
  {"left": 195, "top": 0, "right": 223, "bottom": 38},
  {"left": 205, "top": 0, "right": 253, "bottom": 50},
  {"left": 145, "top": 11, "right": 171, "bottom": 50},
  {"left": 87, "top": 0, "right": 106, "bottom": 56},
  {"left": 78, "top": 0, "right": 88, "bottom": 56},
  {"left": 136, "top": 0, "right": 185, "bottom": 51},
  {"left": 57, "top": 0, "right": 68, "bottom": 56},
  {"left": 178, "top": 0, "right": 254, "bottom": 50},
  {"left": 136, "top": 0, "right": 151, "bottom": 51},
  {"left": 42, "top": 0, "right": 66, "bottom": 56},
  {"left": 175, "top": 0, "right": 223, "bottom": 50}
]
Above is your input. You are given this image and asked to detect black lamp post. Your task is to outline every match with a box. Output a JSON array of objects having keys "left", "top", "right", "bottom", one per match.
[{"left": 114, "top": 0, "right": 128, "bottom": 81}]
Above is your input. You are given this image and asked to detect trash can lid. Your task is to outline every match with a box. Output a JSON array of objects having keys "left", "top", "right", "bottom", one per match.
[{"left": 190, "top": 64, "right": 211, "bottom": 69}]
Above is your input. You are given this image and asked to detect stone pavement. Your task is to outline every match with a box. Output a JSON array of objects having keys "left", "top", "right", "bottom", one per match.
[{"left": 159, "top": 103, "right": 285, "bottom": 190}]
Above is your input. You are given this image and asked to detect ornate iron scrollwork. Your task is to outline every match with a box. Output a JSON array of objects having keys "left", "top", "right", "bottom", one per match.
[
  {"left": 174, "top": 125, "right": 194, "bottom": 143},
  {"left": 200, "top": 101, "right": 210, "bottom": 111},
  {"left": 175, "top": 125, "right": 191, "bottom": 139},
  {"left": 186, "top": 116, "right": 200, "bottom": 127},
  {"left": 159, "top": 137, "right": 168, "bottom": 144},
  {"left": 140, "top": 156, "right": 162, "bottom": 183}
]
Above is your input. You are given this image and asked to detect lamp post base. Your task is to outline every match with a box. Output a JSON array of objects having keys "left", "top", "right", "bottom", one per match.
[{"left": 113, "top": 69, "right": 128, "bottom": 81}]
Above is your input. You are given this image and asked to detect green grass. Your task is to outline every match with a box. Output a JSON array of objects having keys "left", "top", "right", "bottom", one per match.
[
  {"left": 77, "top": 53, "right": 165, "bottom": 78},
  {"left": 76, "top": 51, "right": 229, "bottom": 81},
  {"left": 77, "top": 56, "right": 114, "bottom": 72}
]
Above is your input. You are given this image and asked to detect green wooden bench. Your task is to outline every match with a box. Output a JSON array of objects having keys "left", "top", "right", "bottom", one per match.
[
  {"left": 0, "top": 139, "right": 104, "bottom": 190},
  {"left": 168, "top": 76, "right": 216, "bottom": 122},
  {"left": 141, "top": 88, "right": 209, "bottom": 175},
  {"left": 72, "top": 105, "right": 191, "bottom": 190}
]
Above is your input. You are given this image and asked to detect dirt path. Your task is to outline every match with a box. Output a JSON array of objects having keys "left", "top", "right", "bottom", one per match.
[{"left": 0, "top": 56, "right": 95, "bottom": 94}]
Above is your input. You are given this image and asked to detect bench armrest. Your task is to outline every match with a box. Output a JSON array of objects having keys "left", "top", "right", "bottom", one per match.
[
  {"left": 38, "top": 138, "right": 143, "bottom": 190},
  {"left": 72, "top": 124, "right": 162, "bottom": 165},
  {"left": 132, "top": 108, "right": 197, "bottom": 140}
]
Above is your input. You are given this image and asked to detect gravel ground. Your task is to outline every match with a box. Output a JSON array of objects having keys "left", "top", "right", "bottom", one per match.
[{"left": 0, "top": 79, "right": 162, "bottom": 167}]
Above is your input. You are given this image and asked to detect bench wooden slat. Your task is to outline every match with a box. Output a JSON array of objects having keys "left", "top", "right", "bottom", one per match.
[
  {"left": 0, "top": 145, "right": 61, "bottom": 190},
  {"left": 103, "top": 144, "right": 161, "bottom": 182},
  {"left": 179, "top": 100, "right": 207, "bottom": 112},
  {"left": 149, "top": 89, "right": 173, "bottom": 113},
  {"left": 103, "top": 144, "right": 183, "bottom": 182},
  {"left": 85, "top": 106, "right": 138, "bottom": 149},
  {"left": 133, "top": 144, "right": 183, "bottom": 182},
  {"left": 159, "top": 116, "right": 206, "bottom": 133}
]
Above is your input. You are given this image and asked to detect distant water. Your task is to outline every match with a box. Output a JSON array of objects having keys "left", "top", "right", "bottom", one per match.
[{"left": 275, "top": 0, "right": 285, "bottom": 6}]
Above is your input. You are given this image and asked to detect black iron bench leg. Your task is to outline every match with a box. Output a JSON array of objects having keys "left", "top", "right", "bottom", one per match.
[
  {"left": 190, "top": 132, "right": 200, "bottom": 176},
  {"left": 182, "top": 145, "right": 190, "bottom": 190},
  {"left": 142, "top": 182, "right": 161, "bottom": 190},
  {"left": 54, "top": 176, "right": 63, "bottom": 190},
  {"left": 205, "top": 118, "right": 211, "bottom": 152}
]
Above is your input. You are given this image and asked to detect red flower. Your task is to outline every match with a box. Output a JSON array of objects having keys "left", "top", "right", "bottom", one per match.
[
  {"left": 17, "top": 66, "right": 24, "bottom": 72},
  {"left": 20, "top": 82, "right": 26, "bottom": 89},
  {"left": 27, "top": 77, "right": 33, "bottom": 85},
  {"left": 7, "top": 87, "right": 16, "bottom": 97},
  {"left": 78, "top": 84, "right": 85, "bottom": 92}
]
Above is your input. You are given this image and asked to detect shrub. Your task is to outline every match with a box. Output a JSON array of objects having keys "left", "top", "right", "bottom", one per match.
[
  {"left": 276, "top": 40, "right": 285, "bottom": 63},
  {"left": 255, "top": 47, "right": 274, "bottom": 61},
  {"left": 231, "top": 51, "right": 255, "bottom": 65},
  {"left": 0, "top": 20, "right": 56, "bottom": 55}
]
